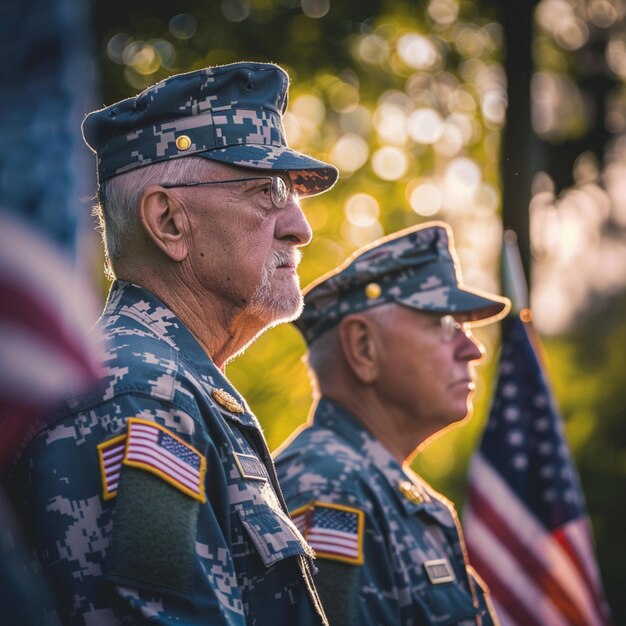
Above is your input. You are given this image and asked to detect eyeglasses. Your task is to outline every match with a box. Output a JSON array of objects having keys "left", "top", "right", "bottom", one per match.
[
  {"left": 160, "top": 175, "right": 292, "bottom": 208},
  {"left": 440, "top": 315, "right": 470, "bottom": 342}
]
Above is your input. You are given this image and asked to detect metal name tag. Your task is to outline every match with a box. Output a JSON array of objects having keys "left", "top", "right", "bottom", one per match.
[
  {"left": 233, "top": 452, "right": 268, "bottom": 482},
  {"left": 424, "top": 558, "right": 455, "bottom": 584}
]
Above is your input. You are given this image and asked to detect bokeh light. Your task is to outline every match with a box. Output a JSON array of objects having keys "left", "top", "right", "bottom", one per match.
[
  {"left": 169, "top": 14, "right": 197, "bottom": 40},
  {"left": 302, "top": 0, "right": 331, "bottom": 19},
  {"left": 123, "top": 41, "right": 160, "bottom": 76},
  {"left": 373, "top": 103, "right": 408, "bottom": 145},
  {"left": 221, "top": 0, "right": 250, "bottom": 22},
  {"left": 446, "top": 113, "right": 477, "bottom": 145},
  {"left": 339, "top": 105, "right": 373, "bottom": 135},
  {"left": 153, "top": 40, "right": 176, "bottom": 70},
  {"left": 371, "top": 146, "right": 410, "bottom": 180},
  {"left": 474, "top": 183, "right": 500, "bottom": 214},
  {"left": 433, "top": 123, "right": 464, "bottom": 157},
  {"left": 407, "top": 108, "right": 444, "bottom": 144},
  {"left": 344, "top": 193, "right": 380, "bottom": 227},
  {"left": 328, "top": 80, "right": 360, "bottom": 113},
  {"left": 288, "top": 93, "right": 326, "bottom": 146},
  {"left": 532, "top": 71, "right": 586, "bottom": 139},
  {"left": 291, "top": 93, "right": 326, "bottom": 125},
  {"left": 455, "top": 24, "right": 488, "bottom": 58},
  {"left": 330, "top": 134, "right": 370, "bottom": 173},
  {"left": 606, "top": 35, "right": 626, "bottom": 79},
  {"left": 397, "top": 33, "right": 441, "bottom": 70},
  {"left": 106, "top": 33, "right": 130, "bottom": 64},
  {"left": 427, "top": 0, "right": 459, "bottom": 26},
  {"left": 442, "top": 157, "right": 481, "bottom": 209},
  {"left": 283, "top": 112, "right": 303, "bottom": 145},
  {"left": 355, "top": 34, "right": 389, "bottom": 65},
  {"left": 407, "top": 180, "right": 443, "bottom": 216},
  {"left": 588, "top": 0, "right": 623, "bottom": 28}
]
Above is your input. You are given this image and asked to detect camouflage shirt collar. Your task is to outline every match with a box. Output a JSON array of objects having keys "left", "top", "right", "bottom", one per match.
[
  {"left": 313, "top": 397, "right": 455, "bottom": 524},
  {"left": 103, "top": 280, "right": 257, "bottom": 428},
  {"left": 104, "top": 280, "right": 208, "bottom": 358}
]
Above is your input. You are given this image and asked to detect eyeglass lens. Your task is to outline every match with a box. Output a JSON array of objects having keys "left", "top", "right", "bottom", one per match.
[
  {"left": 440, "top": 315, "right": 465, "bottom": 342},
  {"left": 271, "top": 176, "right": 289, "bottom": 208}
]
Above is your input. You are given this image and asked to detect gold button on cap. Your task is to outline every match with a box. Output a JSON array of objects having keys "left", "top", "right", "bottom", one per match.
[
  {"left": 212, "top": 388, "right": 244, "bottom": 414},
  {"left": 365, "top": 282, "right": 382, "bottom": 299},
  {"left": 176, "top": 135, "right": 192, "bottom": 150}
]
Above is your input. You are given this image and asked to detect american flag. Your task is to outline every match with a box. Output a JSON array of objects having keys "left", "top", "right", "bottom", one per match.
[
  {"left": 0, "top": 214, "right": 101, "bottom": 466},
  {"left": 292, "top": 503, "right": 363, "bottom": 564},
  {"left": 124, "top": 419, "right": 206, "bottom": 502},
  {"left": 97, "top": 434, "right": 126, "bottom": 499},
  {"left": 464, "top": 313, "right": 613, "bottom": 626}
]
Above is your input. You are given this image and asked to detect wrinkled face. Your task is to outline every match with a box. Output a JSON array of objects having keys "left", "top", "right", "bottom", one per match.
[
  {"left": 372, "top": 304, "right": 485, "bottom": 431},
  {"left": 170, "top": 161, "right": 313, "bottom": 328}
]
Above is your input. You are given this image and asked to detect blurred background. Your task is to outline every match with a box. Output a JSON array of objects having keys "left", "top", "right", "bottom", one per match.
[{"left": 3, "top": 0, "right": 625, "bottom": 622}]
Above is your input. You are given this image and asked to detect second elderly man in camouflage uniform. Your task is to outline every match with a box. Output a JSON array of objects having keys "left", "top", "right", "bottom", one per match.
[
  {"left": 4, "top": 62, "right": 336, "bottom": 625},
  {"left": 275, "top": 222, "right": 509, "bottom": 625}
]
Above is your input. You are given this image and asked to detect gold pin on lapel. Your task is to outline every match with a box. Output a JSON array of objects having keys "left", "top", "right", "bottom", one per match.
[
  {"left": 212, "top": 388, "right": 244, "bottom": 414},
  {"left": 397, "top": 479, "right": 424, "bottom": 505}
]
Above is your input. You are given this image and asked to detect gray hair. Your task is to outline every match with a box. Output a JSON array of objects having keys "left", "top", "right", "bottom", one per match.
[
  {"left": 94, "top": 157, "right": 213, "bottom": 278},
  {"left": 305, "top": 304, "right": 397, "bottom": 393}
]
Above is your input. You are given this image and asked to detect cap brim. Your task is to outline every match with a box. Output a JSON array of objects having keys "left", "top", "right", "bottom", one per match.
[
  {"left": 197, "top": 144, "right": 338, "bottom": 197},
  {"left": 398, "top": 283, "right": 511, "bottom": 325}
]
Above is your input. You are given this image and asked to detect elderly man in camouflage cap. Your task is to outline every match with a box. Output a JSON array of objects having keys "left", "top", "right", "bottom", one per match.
[
  {"left": 5, "top": 62, "right": 336, "bottom": 625},
  {"left": 275, "top": 222, "right": 509, "bottom": 626}
]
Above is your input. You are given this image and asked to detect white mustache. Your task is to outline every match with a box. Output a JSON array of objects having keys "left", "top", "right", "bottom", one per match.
[{"left": 265, "top": 248, "right": 302, "bottom": 274}]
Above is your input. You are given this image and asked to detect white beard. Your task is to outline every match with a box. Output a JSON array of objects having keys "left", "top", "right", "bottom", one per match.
[{"left": 244, "top": 248, "right": 304, "bottom": 325}]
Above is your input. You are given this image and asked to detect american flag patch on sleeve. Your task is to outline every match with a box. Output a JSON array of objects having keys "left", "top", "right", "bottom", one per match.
[
  {"left": 123, "top": 418, "right": 206, "bottom": 502},
  {"left": 97, "top": 433, "right": 127, "bottom": 500},
  {"left": 291, "top": 502, "right": 364, "bottom": 565}
]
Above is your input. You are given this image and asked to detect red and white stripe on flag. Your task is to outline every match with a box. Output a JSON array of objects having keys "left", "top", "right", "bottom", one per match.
[
  {"left": 466, "top": 454, "right": 612, "bottom": 626},
  {"left": 98, "top": 434, "right": 126, "bottom": 499},
  {"left": 291, "top": 501, "right": 364, "bottom": 565},
  {"left": 0, "top": 213, "right": 101, "bottom": 465},
  {"left": 123, "top": 418, "right": 206, "bottom": 502}
]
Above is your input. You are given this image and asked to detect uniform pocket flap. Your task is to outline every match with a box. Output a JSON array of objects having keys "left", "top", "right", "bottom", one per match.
[
  {"left": 416, "top": 581, "right": 478, "bottom": 625},
  {"left": 238, "top": 505, "right": 313, "bottom": 567}
]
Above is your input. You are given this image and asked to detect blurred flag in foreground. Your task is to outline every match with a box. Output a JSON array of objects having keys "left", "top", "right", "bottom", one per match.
[
  {"left": 0, "top": 0, "right": 101, "bottom": 623},
  {"left": 0, "top": 212, "right": 101, "bottom": 466},
  {"left": 464, "top": 311, "right": 612, "bottom": 626}
]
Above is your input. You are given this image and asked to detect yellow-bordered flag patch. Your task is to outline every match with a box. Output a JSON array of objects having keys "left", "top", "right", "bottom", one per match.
[
  {"left": 98, "top": 434, "right": 127, "bottom": 500},
  {"left": 123, "top": 418, "right": 206, "bottom": 502},
  {"left": 291, "top": 501, "right": 364, "bottom": 565}
]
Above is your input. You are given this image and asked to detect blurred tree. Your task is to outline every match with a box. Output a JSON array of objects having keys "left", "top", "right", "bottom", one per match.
[{"left": 498, "top": 0, "right": 537, "bottom": 282}]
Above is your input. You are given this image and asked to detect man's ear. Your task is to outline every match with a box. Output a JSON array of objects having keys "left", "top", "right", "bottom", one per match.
[
  {"left": 338, "top": 314, "right": 380, "bottom": 384},
  {"left": 139, "top": 186, "right": 189, "bottom": 262}
]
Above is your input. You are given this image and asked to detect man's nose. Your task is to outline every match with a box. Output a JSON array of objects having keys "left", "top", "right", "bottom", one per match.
[
  {"left": 275, "top": 194, "right": 313, "bottom": 246},
  {"left": 456, "top": 330, "right": 485, "bottom": 363}
]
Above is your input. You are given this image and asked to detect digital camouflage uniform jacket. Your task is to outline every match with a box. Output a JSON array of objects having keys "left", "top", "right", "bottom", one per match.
[
  {"left": 275, "top": 398, "right": 498, "bottom": 626},
  {"left": 5, "top": 281, "right": 326, "bottom": 625}
]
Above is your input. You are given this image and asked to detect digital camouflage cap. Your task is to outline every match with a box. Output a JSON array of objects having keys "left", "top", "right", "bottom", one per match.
[
  {"left": 295, "top": 221, "right": 511, "bottom": 345},
  {"left": 82, "top": 62, "right": 338, "bottom": 197}
]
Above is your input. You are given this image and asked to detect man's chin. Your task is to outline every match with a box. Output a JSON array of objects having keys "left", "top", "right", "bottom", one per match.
[
  {"left": 247, "top": 286, "right": 304, "bottom": 327},
  {"left": 267, "top": 293, "right": 304, "bottom": 325}
]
